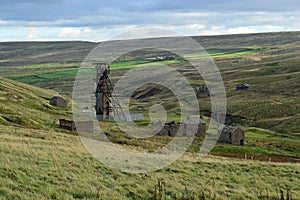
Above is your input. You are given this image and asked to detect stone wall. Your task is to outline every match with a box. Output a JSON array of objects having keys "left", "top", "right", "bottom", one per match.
[{"left": 156, "top": 121, "right": 206, "bottom": 137}]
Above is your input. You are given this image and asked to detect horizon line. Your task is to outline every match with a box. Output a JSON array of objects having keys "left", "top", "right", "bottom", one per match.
[{"left": 1, "top": 30, "right": 299, "bottom": 43}]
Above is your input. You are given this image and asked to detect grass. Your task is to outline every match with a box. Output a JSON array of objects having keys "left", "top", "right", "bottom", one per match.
[
  {"left": 0, "top": 31, "right": 300, "bottom": 199},
  {"left": 99, "top": 119, "right": 300, "bottom": 161},
  {"left": 0, "top": 124, "right": 299, "bottom": 199},
  {"left": 0, "top": 77, "right": 71, "bottom": 129},
  {"left": 0, "top": 71, "right": 299, "bottom": 199},
  {"left": 185, "top": 47, "right": 270, "bottom": 60},
  {"left": 1, "top": 32, "right": 299, "bottom": 134},
  {"left": 9, "top": 68, "right": 88, "bottom": 84}
]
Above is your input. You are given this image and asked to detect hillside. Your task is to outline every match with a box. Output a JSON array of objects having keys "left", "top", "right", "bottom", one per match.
[
  {"left": 0, "top": 76, "right": 71, "bottom": 130},
  {"left": 1, "top": 124, "right": 300, "bottom": 199},
  {"left": 0, "top": 60, "right": 299, "bottom": 199},
  {"left": 0, "top": 32, "right": 299, "bottom": 135},
  {"left": 0, "top": 41, "right": 96, "bottom": 67},
  {"left": 0, "top": 77, "right": 298, "bottom": 160}
]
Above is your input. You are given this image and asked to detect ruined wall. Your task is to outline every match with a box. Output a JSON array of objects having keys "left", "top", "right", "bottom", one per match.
[
  {"left": 157, "top": 122, "right": 206, "bottom": 137},
  {"left": 59, "top": 119, "right": 93, "bottom": 133},
  {"left": 218, "top": 131, "right": 231, "bottom": 144}
]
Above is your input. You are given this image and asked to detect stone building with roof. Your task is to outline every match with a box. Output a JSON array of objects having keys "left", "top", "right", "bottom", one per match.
[
  {"left": 218, "top": 126, "right": 245, "bottom": 145},
  {"left": 49, "top": 96, "right": 68, "bottom": 108}
]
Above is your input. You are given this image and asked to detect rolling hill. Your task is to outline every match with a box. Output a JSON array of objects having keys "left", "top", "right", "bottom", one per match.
[
  {"left": 0, "top": 32, "right": 299, "bottom": 199},
  {"left": 0, "top": 76, "right": 71, "bottom": 130},
  {"left": 0, "top": 70, "right": 299, "bottom": 199},
  {"left": 0, "top": 32, "right": 299, "bottom": 134}
]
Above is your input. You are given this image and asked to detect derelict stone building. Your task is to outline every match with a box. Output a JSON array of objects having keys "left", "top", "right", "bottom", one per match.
[
  {"left": 218, "top": 126, "right": 245, "bottom": 145},
  {"left": 156, "top": 120, "right": 206, "bottom": 137},
  {"left": 59, "top": 119, "right": 93, "bottom": 133},
  {"left": 50, "top": 96, "right": 68, "bottom": 108}
]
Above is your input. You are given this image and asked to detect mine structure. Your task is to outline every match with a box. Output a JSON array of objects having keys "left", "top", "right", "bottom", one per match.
[{"left": 94, "top": 63, "right": 125, "bottom": 121}]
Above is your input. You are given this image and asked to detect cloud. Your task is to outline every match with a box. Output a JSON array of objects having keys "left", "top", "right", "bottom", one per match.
[
  {"left": 0, "top": 1, "right": 299, "bottom": 41},
  {"left": 200, "top": 25, "right": 288, "bottom": 36},
  {"left": 0, "top": 0, "right": 299, "bottom": 22},
  {"left": 58, "top": 27, "right": 92, "bottom": 38},
  {"left": 27, "top": 28, "right": 38, "bottom": 39}
]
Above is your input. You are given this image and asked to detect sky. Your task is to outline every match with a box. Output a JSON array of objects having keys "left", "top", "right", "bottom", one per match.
[{"left": 0, "top": 0, "right": 299, "bottom": 42}]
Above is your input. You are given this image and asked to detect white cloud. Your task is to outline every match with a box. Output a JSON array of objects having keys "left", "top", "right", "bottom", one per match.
[
  {"left": 201, "top": 25, "right": 288, "bottom": 36},
  {"left": 27, "top": 28, "right": 38, "bottom": 39},
  {"left": 0, "top": 20, "right": 8, "bottom": 25},
  {"left": 0, "top": 9, "right": 299, "bottom": 42},
  {"left": 58, "top": 27, "right": 92, "bottom": 38},
  {"left": 173, "top": 12, "right": 212, "bottom": 17}
]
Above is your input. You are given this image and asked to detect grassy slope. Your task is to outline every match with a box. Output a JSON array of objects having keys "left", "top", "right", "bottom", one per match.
[
  {"left": 0, "top": 41, "right": 96, "bottom": 67},
  {"left": 0, "top": 74, "right": 299, "bottom": 199},
  {"left": 1, "top": 32, "right": 299, "bottom": 134},
  {"left": 0, "top": 32, "right": 299, "bottom": 199},
  {"left": 194, "top": 32, "right": 300, "bottom": 135},
  {"left": 0, "top": 41, "right": 96, "bottom": 95},
  {"left": 99, "top": 120, "right": 300, "bottom": 162},
  {"left": 0, "top": 125, "right": 299, "bottom": 199},
  {"left": 0, "top": 76, "right": 71, "bottom": 129}
]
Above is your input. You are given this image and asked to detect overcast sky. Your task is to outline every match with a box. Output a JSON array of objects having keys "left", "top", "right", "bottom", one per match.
[{"left": 0, "top": 0, "right": 299, "bottom": 41}]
